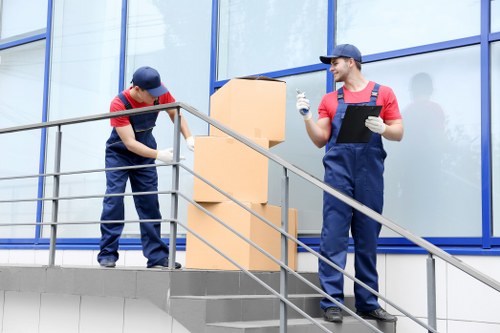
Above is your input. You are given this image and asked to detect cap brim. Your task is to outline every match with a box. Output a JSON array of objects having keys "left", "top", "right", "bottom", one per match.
[
  {"left": 147, "top": 84, "right": 168, "bottom": 97},
  {"left": 320, "top": 55, "right": 336, "bottom": 64},
  {"left": 320, "top": 55, "right": 362, "bottom": 64}
]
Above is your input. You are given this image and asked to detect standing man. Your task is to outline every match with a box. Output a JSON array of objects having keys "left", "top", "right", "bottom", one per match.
[
  {"left": 97, "top": 66, "right": 195, "bottom": 269},
  {"left": 296, "top": 44, "right": 403, "bottom": 323}
]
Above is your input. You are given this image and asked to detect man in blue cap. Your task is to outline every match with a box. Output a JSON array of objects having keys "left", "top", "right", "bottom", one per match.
[
  {"left": 97, "top": 66, "right": 194, "bottom": 269},
  {"left": 296, "top": 44, "right": 403, "bottom": 323}
]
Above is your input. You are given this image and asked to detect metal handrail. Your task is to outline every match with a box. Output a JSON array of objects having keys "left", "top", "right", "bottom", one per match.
[
  {"left": 2, "top": 101, "right": 500, "bottom": 332},
  {"left": 0, "top": 162, "right": 172, "bottom": 182},
  {"left": 176, "top": 100, "right": 500, "bottom": 293}
]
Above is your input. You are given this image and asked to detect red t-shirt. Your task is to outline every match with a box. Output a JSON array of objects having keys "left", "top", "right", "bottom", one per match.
[
  {"left": 318, "top": 81, "right": 401, "bottom": 121},
  {"left": 110, "top": 86, "right": 176, "bottom": 127}
]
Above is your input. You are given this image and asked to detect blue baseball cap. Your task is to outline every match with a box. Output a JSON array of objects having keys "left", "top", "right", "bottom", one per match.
[
  {"left": 131, "top": 66, "right": 168, "bottom": 97},
  {"left": 320, "top": 44, "right": 362, "bottom": 64}
]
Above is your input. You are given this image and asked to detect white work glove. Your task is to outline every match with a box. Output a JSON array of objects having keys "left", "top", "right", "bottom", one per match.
[
  {"left": 156, "top": 148, "right": 185, "bottom": 163},
  {"left": 186, "top": 136, "right": 195, "bottom": 152},
  {"left": 365, "top": 116, "right": 386, "bottom": 134},
  {"left": 296, "top": 91, "right": 312, "bottom": 121}
]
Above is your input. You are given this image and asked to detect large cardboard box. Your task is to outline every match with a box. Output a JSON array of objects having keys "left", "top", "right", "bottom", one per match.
[
  {"left": 193, "top": 136, "right": 269, "bottom": 203},
  {"left": 210, "top": 77, "right": 286, "bottom": 147},
  {"left": 186, "top": 202, "right": 298, "bottom": 271}
]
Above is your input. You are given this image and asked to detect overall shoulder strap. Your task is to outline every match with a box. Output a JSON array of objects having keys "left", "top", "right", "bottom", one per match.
[
  {"left": 369, "top": 83, "right": 381, "bottom": 103},
  {"left": 337, "top": 87, "right": 344, "bottom": 101},
  {"left": 117, "top": 92, "right": 132, "bottom": 110}
]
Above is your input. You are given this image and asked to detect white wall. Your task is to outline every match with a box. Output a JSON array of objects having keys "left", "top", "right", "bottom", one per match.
[
  {"left": 0, "top": 291, "right": 189, "bottom": 333},
  {"left": 0, "top": 249, "right": 186, "bottom": 268}
]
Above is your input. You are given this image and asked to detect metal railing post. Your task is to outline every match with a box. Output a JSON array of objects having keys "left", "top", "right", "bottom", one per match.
[
  {"left": 48, "top": 126, "right": 62, "bottom": 266},
  {"left": 427, "top": 253, "right": 437, "bottom": 332},
  {"left": 168, "top": 107, "right": 181, "bottom": 269},
  {"left": 279, "top": 167, "right": 290, "bottom": 333}
]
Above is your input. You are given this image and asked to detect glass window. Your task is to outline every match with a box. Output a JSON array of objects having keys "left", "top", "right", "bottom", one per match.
[
  {"left": 493, "top": 0, "right": 500, "bottom": 33},
  {"left": 378, "top": 46, "right": 482, "bottom": 237},
  {"left": 42, "top": 0, "right": 122, "bottom": 238},
  {"left": 336, "top": 0, "right": 480, "bottom": 55},
  {"left": 0, "top": 0, "right": 48, "bottom": 39},
  {"left": 127, "top": 0, "right": 212, "bottom": 124},
  {"left": 491, "top": 42, "right": 500, "bottom": 236},
  {"left": 217, "top": 0, "right": 328, "bottom": 80},
  {"left": 123, "top": 0, "right": 213, "bottom": 237},
  {"left": 0, "top": 41, "right": 45, "bottom": 237},
  {"left": 268, "top": 71, "right": 326, "bottom": 233}
]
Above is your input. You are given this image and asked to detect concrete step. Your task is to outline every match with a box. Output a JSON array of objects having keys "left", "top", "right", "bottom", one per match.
[
  {"left": 170, "top": 293, "right": 324, "bottom": 323},
  {"left": 170, "top": 270, "right": 320, "bottom": 296},
  {"left": 170, "top": 293, "right": 360, "bottom": 332},
  {"left": 206, "top": 317, "right": 397, "bottom": 333},
  {"left": 168, "top": 270, "right": 395, "bottom": 333}
]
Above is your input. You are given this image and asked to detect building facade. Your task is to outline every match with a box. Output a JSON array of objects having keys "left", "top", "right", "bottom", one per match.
[{"left": 1, "top": 1, "right": 500, "bottom": 332}]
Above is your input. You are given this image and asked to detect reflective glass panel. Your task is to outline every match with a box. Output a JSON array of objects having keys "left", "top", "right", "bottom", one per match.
[
  {"left": 217, "top": 0, "right": 328, "bottom": 80},
  {"left": 42, "top": 0, "right": 122, "bottom": 238},
  {"left": 0, "top": 41, "right": 45, "bottom": 237},
  {"left": 337, "top": 0, "right": 480, "bottom": 55},
  {"left": 0, "top": 0, "right": 48, "bottom": 39},
  {"left": 377, "top": 46, "right": 482, "bottom": 237},
  {"left": 493, "top": 0, "right": 500, "bottom": 33}
]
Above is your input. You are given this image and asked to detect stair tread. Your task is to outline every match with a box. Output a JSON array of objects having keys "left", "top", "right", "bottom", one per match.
[
  {"left": 171, "top": 293, "right": 324, "bottom": 300},
  {"left": 207, "top": 316, "right": 384, "bottom": 328}
]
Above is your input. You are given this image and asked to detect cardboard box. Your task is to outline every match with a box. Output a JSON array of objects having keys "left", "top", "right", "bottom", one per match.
[
  {"left": 210, "top": 76, "right": 286, "bottom": 147},
  {"left": 185, "top": 202, "right": 298, "bottom": 271},
  {"left": 193, "top": 136, "right": 269, "bottom": 203}
]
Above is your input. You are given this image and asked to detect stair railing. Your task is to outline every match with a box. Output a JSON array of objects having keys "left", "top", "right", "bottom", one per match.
[
  {"left": 177, "top": 101, "right": 500, "bottom": 333},
  {"left": 2, "top": 101, "right": 500, "bottom": 333}
]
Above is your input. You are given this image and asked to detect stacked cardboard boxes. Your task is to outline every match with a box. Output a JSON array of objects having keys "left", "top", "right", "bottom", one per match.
[{"left": 185, "top": 77, "right": 298, "bottom": 271}]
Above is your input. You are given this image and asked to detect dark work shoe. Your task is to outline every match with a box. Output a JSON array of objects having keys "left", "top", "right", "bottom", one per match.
[
  {"left": 323, "top": 307, "right": 343, "bottom": 323},
  {"left": 356, "top": 307, "right": 397, "bottom": 322},
  {"left": 99, "top": 259, "right": 116, "bottom": 268},
  {"left": 149, "top": 261, "right": 182, "bottom": 269}
]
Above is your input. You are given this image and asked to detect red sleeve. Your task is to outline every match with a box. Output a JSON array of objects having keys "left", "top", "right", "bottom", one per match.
[
  {"left": 318, "top": 92, "right": 338, "bottom": 120},
  {"left": 378, "top": 86, "right": 402, "bottom": 121},
  {"left": 109, "top": 96, "right": 130, "bottom": 127},
  {"left": 157, "top": 91, "right": 176, "bottom": 104}
]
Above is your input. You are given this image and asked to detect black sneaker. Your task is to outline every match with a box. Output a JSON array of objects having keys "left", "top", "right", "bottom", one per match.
[
  {"left": 356, "top": 308, "right": 397, "bottom": 322},
  {"left": 323, "top": 307, "right": 343, "bottom": 323},
  {"left": 99, "top": 258, "right": 116, "bottom": 268}
]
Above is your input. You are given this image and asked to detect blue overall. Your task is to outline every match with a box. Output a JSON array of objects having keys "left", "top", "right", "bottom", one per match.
[
  {"left": 97, "top": 93, "right": 169, "bottom": 268},
  {"left": 319, "top": 84, "right": 386, "bottom": 312}
]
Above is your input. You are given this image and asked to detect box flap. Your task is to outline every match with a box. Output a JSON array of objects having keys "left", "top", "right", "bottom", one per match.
[{"left": 237, "top": 75, "right": 285, "bottom": 83}]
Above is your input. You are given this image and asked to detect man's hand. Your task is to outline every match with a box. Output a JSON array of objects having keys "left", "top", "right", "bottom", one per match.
[
  {"left": 296, "top": 92, "right": 312, "bottom": 120},
  {"left": 186, "top": 136, "right": 195, "bottom": 152},
  {"left": 156, "top": 148, "right": 186, "bottom": 163},
  {"left": 157, "top": 148, "right": 174, "bottom": 163},
  {"left": 365, "top": 116, "right": 386, "bottom": 134}
]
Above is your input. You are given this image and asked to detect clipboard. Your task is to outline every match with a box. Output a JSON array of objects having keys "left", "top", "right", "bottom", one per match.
[{"left": 336, "top": 105, "right": 382, "bottom": 143}]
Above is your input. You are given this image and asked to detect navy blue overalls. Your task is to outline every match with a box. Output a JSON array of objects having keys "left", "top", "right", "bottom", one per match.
[
  {"left": 319, "top": 83, "right": 387, "bottom": 312},
  {"left": 97, "top": 93, "right": 169, "bottom": 268}
]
